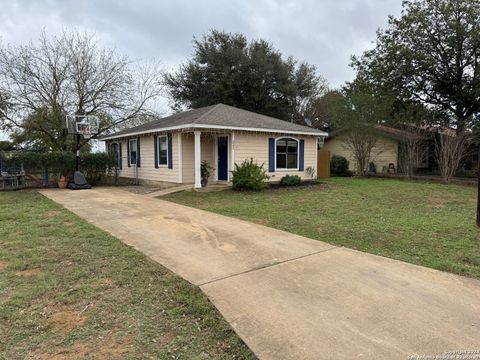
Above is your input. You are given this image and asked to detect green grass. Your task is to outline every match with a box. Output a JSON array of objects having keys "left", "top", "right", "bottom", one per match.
[
  {"left": 0, "top": 191, "right": 256, "bottom": 359},
  {"left": 165, "top": 178, "right": 480, "bottom": 279}
]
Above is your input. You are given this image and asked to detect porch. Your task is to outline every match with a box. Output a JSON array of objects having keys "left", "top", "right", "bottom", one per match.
[{"left": 188, "top": 130, "right": 235, "bottom": 189}]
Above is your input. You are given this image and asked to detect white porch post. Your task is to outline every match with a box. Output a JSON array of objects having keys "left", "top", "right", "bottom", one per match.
[
  {"left": 194, "top": 130, "right": 202, "bottom": 188},
  {"left": 178, "top": 133, "right": 183, "bottom": 183},
  {"left": 230, "top": 132, "right": 235, "bottom": 182}
]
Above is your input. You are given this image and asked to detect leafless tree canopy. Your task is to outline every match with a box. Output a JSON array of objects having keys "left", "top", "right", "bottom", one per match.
[
  {"left": 398, "top": 133, "right": 425, "bottom": 180},
  {"left": 341, "top": 127, "right": 380, "bottom": 175},
  {"left": 0, "top": 31, "right": 163, "bottom": 150},
  {"left": 434, "top": 131, "right": 470, "bottom": 183}
]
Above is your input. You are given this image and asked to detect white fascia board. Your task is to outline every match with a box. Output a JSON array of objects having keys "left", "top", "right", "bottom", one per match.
[
  {"left": 100, "top": 124, "right": 192, "bottom": 140},
  {"left": 101, "top": 123, "right": 328, "bottom": 141},
  {"left": 196, "top": 124, "right": 328, "bottom": 137}
]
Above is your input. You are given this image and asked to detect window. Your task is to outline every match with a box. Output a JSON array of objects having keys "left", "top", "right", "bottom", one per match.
[
  {"left": 109, "top": 142, "right": 118, "bottom": 155},
  {"left": 157, "top": 135, "right": 168, "bottom": 166},
  {"left": 109, "top": 142, "right": 120, "bottom": 167},
  {"left": 129, "top": 139, "right": 137, "bottom": 165},
  {"left": 276, "top": 138, "right": 298, "bottom": 170}
]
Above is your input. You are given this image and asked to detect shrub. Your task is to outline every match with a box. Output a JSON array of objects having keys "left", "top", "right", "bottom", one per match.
[
  {"left": 330, "top": 155, "right": 352, "bottom": 177},
  {"left": 231, "top": 158, "right": 269, "bottom": 191},
  {"left": 280, "top": 174, "right": 301, "bottom": 186}
]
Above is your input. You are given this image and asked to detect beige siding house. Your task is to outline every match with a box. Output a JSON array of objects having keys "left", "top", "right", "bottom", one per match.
[
  {"left": 102, "top": 104, "right": 327, "bottom": 188},
  {"left": 323, "top": 133, "right": 399, "bottom": 173}
]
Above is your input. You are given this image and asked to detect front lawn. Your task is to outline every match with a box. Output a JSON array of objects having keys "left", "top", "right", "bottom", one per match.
[
  {"left": 0, "top": 191, "right": 255, "bottom": 359},
  {"left": 165, "top": 178, "right": 480, "bottom": 278}
]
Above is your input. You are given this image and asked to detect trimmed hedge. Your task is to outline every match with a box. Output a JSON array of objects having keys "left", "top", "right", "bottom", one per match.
[{"left": 0, "top": 151, "right": 117, "bottom": 183}]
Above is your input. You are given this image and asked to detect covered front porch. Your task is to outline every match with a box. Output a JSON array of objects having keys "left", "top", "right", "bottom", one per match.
[{"left": 189, "top": 130, "right": 235, "bottom": 188}]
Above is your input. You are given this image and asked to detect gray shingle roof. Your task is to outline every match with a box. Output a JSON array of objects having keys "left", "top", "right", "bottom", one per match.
[{"left": 101, "top": 104, "right": 327, "bottom": 140}]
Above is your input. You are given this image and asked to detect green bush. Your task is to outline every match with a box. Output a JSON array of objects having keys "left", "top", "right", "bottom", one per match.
[
  {"left": 280, "top": 174, "right": 301, "bottom": 186},
  {"left": 231, "top": 158, "right": 269, "bottom": 191},
  {"left": 330, "top": 155, "right": 352, "bottom": 177}
]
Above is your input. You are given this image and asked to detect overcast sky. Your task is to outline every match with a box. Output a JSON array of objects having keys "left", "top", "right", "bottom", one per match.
[{"left": 0, "top": 0, "right": 403, "bottom": 140}]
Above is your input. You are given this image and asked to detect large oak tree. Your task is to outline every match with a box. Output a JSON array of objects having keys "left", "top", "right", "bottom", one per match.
[
  {"left": 352, "top": 0, "right": 480, "bottom": 133},
  {"left": 164, "top": 30, "right": 328, "bottom": 122}
]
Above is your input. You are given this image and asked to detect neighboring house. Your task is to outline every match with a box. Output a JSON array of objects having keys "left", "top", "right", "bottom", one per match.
[
  {"left": 322, "top": 124, "right": 429, "bottom": 173},
  {"left": 101, "top": 104, "right": 327, "bottom": 188}
]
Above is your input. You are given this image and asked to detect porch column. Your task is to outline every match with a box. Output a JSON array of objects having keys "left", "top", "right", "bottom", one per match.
[
  {"left": 230, "top": 132, "right": 235, "bottom": 182},
  {"left": 194, "top": 130, "right": 202, "bottom": 188}
]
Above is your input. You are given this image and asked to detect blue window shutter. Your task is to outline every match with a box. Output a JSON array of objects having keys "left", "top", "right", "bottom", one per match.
[
  {"left": 268, "top": 138, "right": 275, "bottom": 172},
  {"left": 118, "top": 143, "right": 123, "bottom": 169},
  {"left": 299, "top": 139, "right": 305, "bottom": 171},
  {"left": 154, "top": 135, "right": 158, "bottom": 169},
  {"left": 127, "top": 140, "right": 131, "bottom": 167},
  {"left": 137, "top": 137, "right": 141, "bottom": 167},
  {"left": 167, "top": 133, "right": 173, "bottom": 169}
]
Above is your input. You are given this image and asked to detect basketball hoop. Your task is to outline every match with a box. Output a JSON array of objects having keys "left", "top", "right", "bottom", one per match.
[
  {"left": 65, "top": 114, "right": 100, "bottom": 172},
  {"left": 66, "top": 115, "right": 99, "bottom": 139}
]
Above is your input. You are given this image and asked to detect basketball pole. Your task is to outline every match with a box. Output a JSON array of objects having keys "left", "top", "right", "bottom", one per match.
[{"left": 75, "top": 133, "right": 81, "bottom": 172}]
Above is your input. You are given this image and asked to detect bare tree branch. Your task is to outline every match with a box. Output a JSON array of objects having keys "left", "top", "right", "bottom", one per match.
[{"left": 0, "top": 30, "right": 164, "bottom": 150}]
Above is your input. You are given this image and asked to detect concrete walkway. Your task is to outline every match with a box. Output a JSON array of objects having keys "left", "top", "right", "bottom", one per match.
[{"left": 40, "top": 188, "right": 480, "bottom": 360}]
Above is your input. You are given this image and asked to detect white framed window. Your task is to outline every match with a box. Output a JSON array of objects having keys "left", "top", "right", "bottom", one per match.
[
  {"left": 276, "top": 137, "right": 298, "bottom": 170},
  {"left": 129, "top": 138, "right": 137, "bottom": 165},
  {"left": 157, "top": 135, "right": 168, "bottom": 166}
]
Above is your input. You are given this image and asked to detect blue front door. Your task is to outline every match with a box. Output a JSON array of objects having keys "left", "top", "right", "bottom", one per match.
[{"left": 217, "top": 136, "right": 228, "bottom": 181}]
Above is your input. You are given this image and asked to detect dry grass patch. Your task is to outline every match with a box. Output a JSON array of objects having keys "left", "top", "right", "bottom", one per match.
[
  {"left": 30, "top": 330, "right": 135, "bottom": 360},
  {"left": 94, "top": 277, "right": 114, "bottom": 287},
  {"left": 15, "top": 268, "right": 42, "bottom": 277},
  {"left": 49, "top": 310, "right": 86, "bottom": 335},
  {"left": 0, "top": 260, "right": 8, "bottom": 271},
  {"left": 426, "top": 196, "right": 446, "bottom": 208}
]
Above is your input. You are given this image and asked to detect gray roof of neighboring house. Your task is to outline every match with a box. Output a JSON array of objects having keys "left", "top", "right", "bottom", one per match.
[
  {"left": 101, "top": 103, "right": 327, "bottom": 140},
  {"left": 326, "top": 124, "right": 426, "bottom": 142}
]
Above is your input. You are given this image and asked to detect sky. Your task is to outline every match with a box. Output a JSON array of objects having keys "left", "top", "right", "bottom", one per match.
[{"left": 0, "top": 0, "right": 403, "bottom": 141}]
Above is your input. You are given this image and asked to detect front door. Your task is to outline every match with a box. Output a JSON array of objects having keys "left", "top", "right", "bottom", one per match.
[{"left": 217, "top": 136, "right": 228, "bottom": 181}]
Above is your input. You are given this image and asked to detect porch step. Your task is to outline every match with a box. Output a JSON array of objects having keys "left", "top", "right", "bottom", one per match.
[
  {"left": 195, "top": 183, "right": 231, "bottom": 193},
  {"left": 146, "top": 184, "right": 194, "bottom": 197}
]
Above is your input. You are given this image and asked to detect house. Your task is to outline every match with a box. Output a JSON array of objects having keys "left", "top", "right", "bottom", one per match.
[
  {"left": 322, "top": 124, "right": 429, "bottom": 173},
  {"left": 102, "top": 104, "right": 328, "bottom": 188}
]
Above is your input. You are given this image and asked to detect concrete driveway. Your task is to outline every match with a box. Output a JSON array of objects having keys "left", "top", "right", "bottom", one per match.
[{"left": 40, "top": 188, "right": 480, "bottom": 360}]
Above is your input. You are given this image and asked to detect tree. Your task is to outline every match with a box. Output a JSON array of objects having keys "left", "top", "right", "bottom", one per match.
[
  {"left": 0, "top": 31, "right": 163, "bottom": 151},
  {"left": 302, "top": 90, "right": 344, "bottom": 132},
  {"left": 352, "top": 0, "right": 480, "bottom": 133},
  {"left": 388, "top": 101, "right": 432, "bottom": 180},
  {"left": 397, "top": 129, "right": 425, "bottom": 180},
  {"left": 434, "top": 130, "right": 470, "bottom": 183},
  {"left": 164, "top": 30, "right": 327, "bottom": 122}
]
